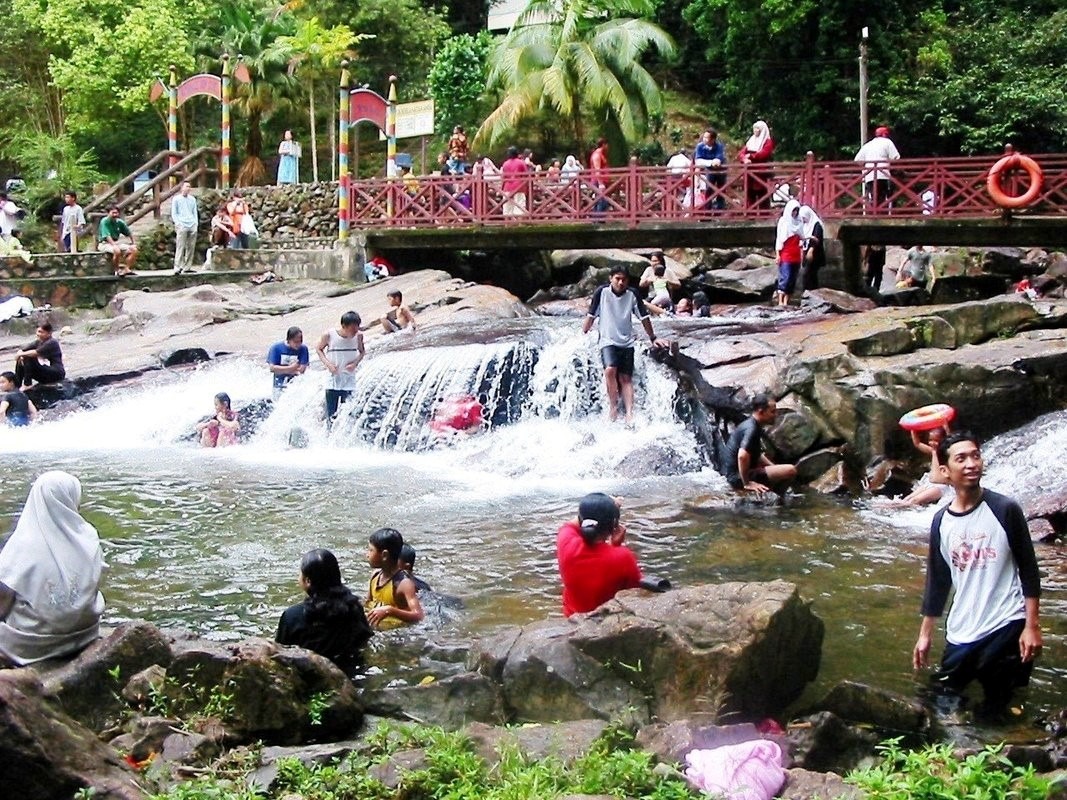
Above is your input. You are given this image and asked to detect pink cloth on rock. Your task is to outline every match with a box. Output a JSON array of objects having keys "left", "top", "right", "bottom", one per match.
[{"left": 684, "top": 740, "right": 785, "bottom": 800}]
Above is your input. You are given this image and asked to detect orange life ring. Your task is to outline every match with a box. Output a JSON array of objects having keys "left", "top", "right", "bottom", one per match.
[
  {"left": 899, "top": 403, "right": 955, "bottom": 432},
  {"left": 987, "top": 154, "right": 1043, "bottom": 209}
]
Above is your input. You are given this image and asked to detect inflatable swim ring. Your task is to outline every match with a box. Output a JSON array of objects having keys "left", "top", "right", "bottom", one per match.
[{"left": 899, "top": 403, "right": 955, "bottom": 432}]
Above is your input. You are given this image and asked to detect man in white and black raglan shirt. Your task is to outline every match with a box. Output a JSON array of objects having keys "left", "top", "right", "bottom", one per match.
[
  {"left": 913, "top": 431, "right": 1042, "bottom": 717},
  {"left": 582, "top": 266, "right": 667, "bottom": 424}
]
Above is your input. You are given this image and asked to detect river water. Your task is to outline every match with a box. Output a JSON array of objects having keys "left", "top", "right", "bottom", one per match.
[{"left": 0, "top": 319, "right": 1062, "bottom": 737}]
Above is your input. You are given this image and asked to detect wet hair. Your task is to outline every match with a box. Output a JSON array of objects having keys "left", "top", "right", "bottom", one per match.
[
  {"left": 387, "top": 290, "right": 403, "bottom": 301},
  {"left": 937, "top": 430, "right": 980, "bottom": 465},
  {"left": 298, "top": 548, "right": 372, "bottom": 644},
  {"left": 609, "top": 266, "right": 629, "bottom": 278},
  {"left": 0, "top": 371, "right": 15, "bottom": 385},
  {"left": 340, "top": 311, "right": 361, "bottom": 329},
  {"left": 654, "top": 265, "right": 666, "bottom": 276},
  {"left": 214, "top": 392, "right": 232, "bottom": 410},
  {"left": 578, "top": 493, "right": 620, "bottom": 545},
  {"left": 38, "top": 322, "right": 53, "bottom": 333},
  {"left": 285, "top": 326, "right": 302, "bottom": 342},
  {"left": 399, "top": 543, "right": 416, "bottom": 569},
  {"left": 751, "top": 392, "right": 773, "bottom": 412},
  {"left": 301, "top": 548, "right": 342, "bottom": 594},
  {"left": 693, "top": 291, "right": 709, "bottom": 306},
  {"left": 369, "top": 527, "right": 403, "bottom": 561}
]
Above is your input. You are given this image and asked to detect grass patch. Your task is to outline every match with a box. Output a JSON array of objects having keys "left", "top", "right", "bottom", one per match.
[
  {"left": 846, "top": 738, "right": 1054, "bottom": 800},
  {"left": 146, "top": 721, "right": 698, "bottom": 800}
]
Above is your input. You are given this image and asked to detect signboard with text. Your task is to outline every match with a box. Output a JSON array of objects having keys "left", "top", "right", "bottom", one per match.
[{"left": 379, "top": 99, "right": 435, "bottom": 140}]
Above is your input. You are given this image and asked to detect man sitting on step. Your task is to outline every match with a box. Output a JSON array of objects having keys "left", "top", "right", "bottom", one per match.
[{"left": 98, "top": 205, "right": 138, "bottom": 276}]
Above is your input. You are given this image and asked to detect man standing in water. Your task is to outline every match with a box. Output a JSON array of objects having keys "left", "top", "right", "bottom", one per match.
[
  {"left": 913, "top": 431, "right": 1042, "bottom": 719},
  {"left": 723, "top": 393, "right": 796, "bottom": 495},
  {"left": 582, "top": 266, "right": 667, "bottom": 424},
  {"left": 316, "top": 311, "right": 364, "bottom": 423}
]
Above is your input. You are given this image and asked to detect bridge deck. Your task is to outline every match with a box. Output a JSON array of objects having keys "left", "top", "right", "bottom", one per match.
[{"left": 350, "top": 152, "right": 1067, "bottom": 240}]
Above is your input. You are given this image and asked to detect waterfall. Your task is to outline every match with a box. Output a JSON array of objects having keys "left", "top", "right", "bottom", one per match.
[{"left": 0, "top": 325, "right": 707, "bottom": 484}]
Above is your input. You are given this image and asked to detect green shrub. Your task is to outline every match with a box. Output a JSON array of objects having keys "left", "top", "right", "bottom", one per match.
[{"left": 846, "top": 738, "right": 1053, "bottom": 800}]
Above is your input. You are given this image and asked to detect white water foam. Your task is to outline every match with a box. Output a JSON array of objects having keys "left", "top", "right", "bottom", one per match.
[{"left": 0, "top": 328, "right": 710, "bottom": 493}]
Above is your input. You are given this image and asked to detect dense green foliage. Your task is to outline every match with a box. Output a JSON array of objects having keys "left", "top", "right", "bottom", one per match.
[
  {"left": 428, "top": 32, "right": 495, "bottom": 136},
  {"left": 145, "top": 722, "right": 697, "bottom": 800},
  {"left": 1, "top": 0, "right": 1064, "bottom": 186},
  {"left": 846, "top": 739, "right": 1054, "bottom": 800}
]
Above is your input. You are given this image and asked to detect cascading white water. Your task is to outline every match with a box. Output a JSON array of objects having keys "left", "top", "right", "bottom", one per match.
[{"left": 0, "top": 326, "right": 711, "bottom": 486}]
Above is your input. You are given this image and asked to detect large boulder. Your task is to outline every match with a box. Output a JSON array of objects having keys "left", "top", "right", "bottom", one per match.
[
  {"left": 700, "top": 267, "right": 778, "bottom": 301},
  {"left": 0, "top": 670, "right": 144, "bottom": 800},
  {"left": 37, "top": 622, "right": 174, "bottom": 732},
  {"left": 471, "top": 582, "right": 823, "bottom": 725},
  {"left": 359, "top": 671, "right": 505, "bottom": 729},
  {"left": 164, "top": 638, "right": 362, "bottom": 745}
]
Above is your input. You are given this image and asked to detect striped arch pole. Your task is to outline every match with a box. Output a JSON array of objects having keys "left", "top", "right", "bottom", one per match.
[
  {"left": 168, "top": 65, "right": 178, "bottom": 188},
  {"left": 338, "top": 60, "right": 350, "bottom": 242},
  {"left": 221, "top": 55, "right": 231, "bottom": 190},
  {"left": 386, "top": 75, "right": 397, "bottom": 219}
]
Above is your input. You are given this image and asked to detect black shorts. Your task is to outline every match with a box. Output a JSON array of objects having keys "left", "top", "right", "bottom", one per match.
[
  {"left": 325, "top": 389, "right": 353, "bottom": 420},
  {"left": 600, "top": 345, "right": 635, "bottom": 376},
  {"left": 933, "top": 618, "right": 1033, "bottom": 711},
  {"left": 728, "top": 467, "right": 768, "bottom": 491}
]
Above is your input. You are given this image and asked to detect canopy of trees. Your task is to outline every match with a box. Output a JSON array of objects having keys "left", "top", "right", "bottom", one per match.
[{"left": 0, "top": 0, "right": 1063, "bottom": 196}]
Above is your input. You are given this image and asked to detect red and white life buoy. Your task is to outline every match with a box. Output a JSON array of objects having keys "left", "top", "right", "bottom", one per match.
[
  {"left": 987, "top": 154, "right": 1043, "bottom": 209},
  {"left": 899, "top": 403, "right": 955, "bottom": 432}
]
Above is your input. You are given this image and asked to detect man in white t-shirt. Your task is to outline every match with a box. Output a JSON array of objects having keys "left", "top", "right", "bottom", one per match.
[
  {"left": 60, "top": 191, "right": 87, "bottom": 252},
  {"left": 0, "top": 193, "right": 22, "bottom": 240},
  {"left": 854, "top": 126, "right": 901, "bottom": 210},
  {"left": 913, "top": 431, "right": 1042, "bottom": 718},
  {"left": 582, "top": 266, "right": 667, "bottom": 425}
]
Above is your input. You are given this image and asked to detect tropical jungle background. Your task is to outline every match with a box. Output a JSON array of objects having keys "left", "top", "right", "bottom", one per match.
[{"left": 0, "top": 0, "right": 1065, "bottom": 200}]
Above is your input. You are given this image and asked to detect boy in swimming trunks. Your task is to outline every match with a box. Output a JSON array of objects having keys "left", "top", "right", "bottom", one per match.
[
  {"left": 381, "top": 290, "right": 416, "bottom": 334},
  {"left": 365, "top": 528, "right": 424, "bottom": 629}
]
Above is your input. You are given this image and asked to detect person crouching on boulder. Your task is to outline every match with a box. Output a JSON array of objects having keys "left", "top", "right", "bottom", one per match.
[
  {"left": 723, "top": 393, "right": 797, "bottom": 496},
  {"left": 196, "top": 392, "right": 239, "bottom": 448},
  {"left": 557, "top": 493, "right": 642, "bottom": 617}
]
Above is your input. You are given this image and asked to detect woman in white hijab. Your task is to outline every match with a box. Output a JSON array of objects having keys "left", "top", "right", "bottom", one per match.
[
  {"left": 738, "top": 120, "right": 775, "bottom": 210},
  {"left": 798, "top": 205, "right": 826, "bottom": 291},
  {"left": 774, "top": 199, "right": 804, "bottom": 306},
  {"left": 561, "top": 154, "right": 582, "bottom": 184},
  {"left": 0, "top": 471, "right": 104, "bottom": 665}
]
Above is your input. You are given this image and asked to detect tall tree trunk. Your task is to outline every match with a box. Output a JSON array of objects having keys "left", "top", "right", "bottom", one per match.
[
  {"left": 308, "top": 78, "right": 319, "bottom": 182},
  {"left": 330, "top": 95, "right": 336, "bottom": 182}
]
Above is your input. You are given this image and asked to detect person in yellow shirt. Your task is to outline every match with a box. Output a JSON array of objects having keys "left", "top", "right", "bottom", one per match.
[{"left": 365, "top": 528, "right": 424, "bottom": 629}]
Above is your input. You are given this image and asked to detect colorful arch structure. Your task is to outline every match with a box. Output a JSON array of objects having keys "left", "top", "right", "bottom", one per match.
[
  {"left": 338, "top": 64, "right": 397, "bottom": 242},
  {"left": 150, "top": 57, "right": 252, "bottom": 189}
]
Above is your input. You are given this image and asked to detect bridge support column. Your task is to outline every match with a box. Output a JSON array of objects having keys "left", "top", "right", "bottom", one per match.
[{"left": 841, "top": 242, "right": 863, "bottom": 296}]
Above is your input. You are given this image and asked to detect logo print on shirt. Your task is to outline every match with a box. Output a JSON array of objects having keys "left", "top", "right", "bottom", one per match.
[{"left": 950, "top": 530, "right": 997, "bottom": 571}]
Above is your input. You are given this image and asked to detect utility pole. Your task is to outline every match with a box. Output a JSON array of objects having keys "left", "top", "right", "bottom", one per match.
[{"left": 859, "top": 26, "right": 869, "bottom": 147}]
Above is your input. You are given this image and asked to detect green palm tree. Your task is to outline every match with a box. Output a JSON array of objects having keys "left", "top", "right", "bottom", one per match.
[
  {"left": 477, "top": 0, "right": 675, "bottom": 152},
  {"left": 269, "top": 17, "right": 362, "bottom": 182},
  {"left": 199, "top": 2, "right": 298, "bottom": 185}
]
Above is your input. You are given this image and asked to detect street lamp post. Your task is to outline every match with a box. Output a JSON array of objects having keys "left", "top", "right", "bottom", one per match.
[{"left": 859, "top": 26, "right": 870, "bottom": 147}]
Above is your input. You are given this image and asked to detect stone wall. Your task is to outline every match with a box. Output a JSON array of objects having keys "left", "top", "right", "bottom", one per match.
[
  {"left": 209, "top": 246, "right": 362, "bottom": 282},
  {"left": 1, "top": 253, "right": 114, "bottom": 279}
]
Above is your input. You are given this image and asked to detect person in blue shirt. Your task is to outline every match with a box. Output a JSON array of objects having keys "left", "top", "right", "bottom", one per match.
[
  {"left": 266, "top": 326, "right": 309, "bottom": 397},
  {"left": 694, "top": 129, "right": 727, "bottom": 210},
  {"left": 170, "top": 181, "right": 199, "bottom": 273}
]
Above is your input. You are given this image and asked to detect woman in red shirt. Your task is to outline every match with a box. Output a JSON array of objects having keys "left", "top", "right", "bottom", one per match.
[
  {"left": 556, "top": 493, "right": 642, "bottom": 617},
  {"left": 738, "top": 120, "right": 775, "bottom": 210},
  {"left": 774, "top": 199, "right": 804, "bottom": 306}
]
